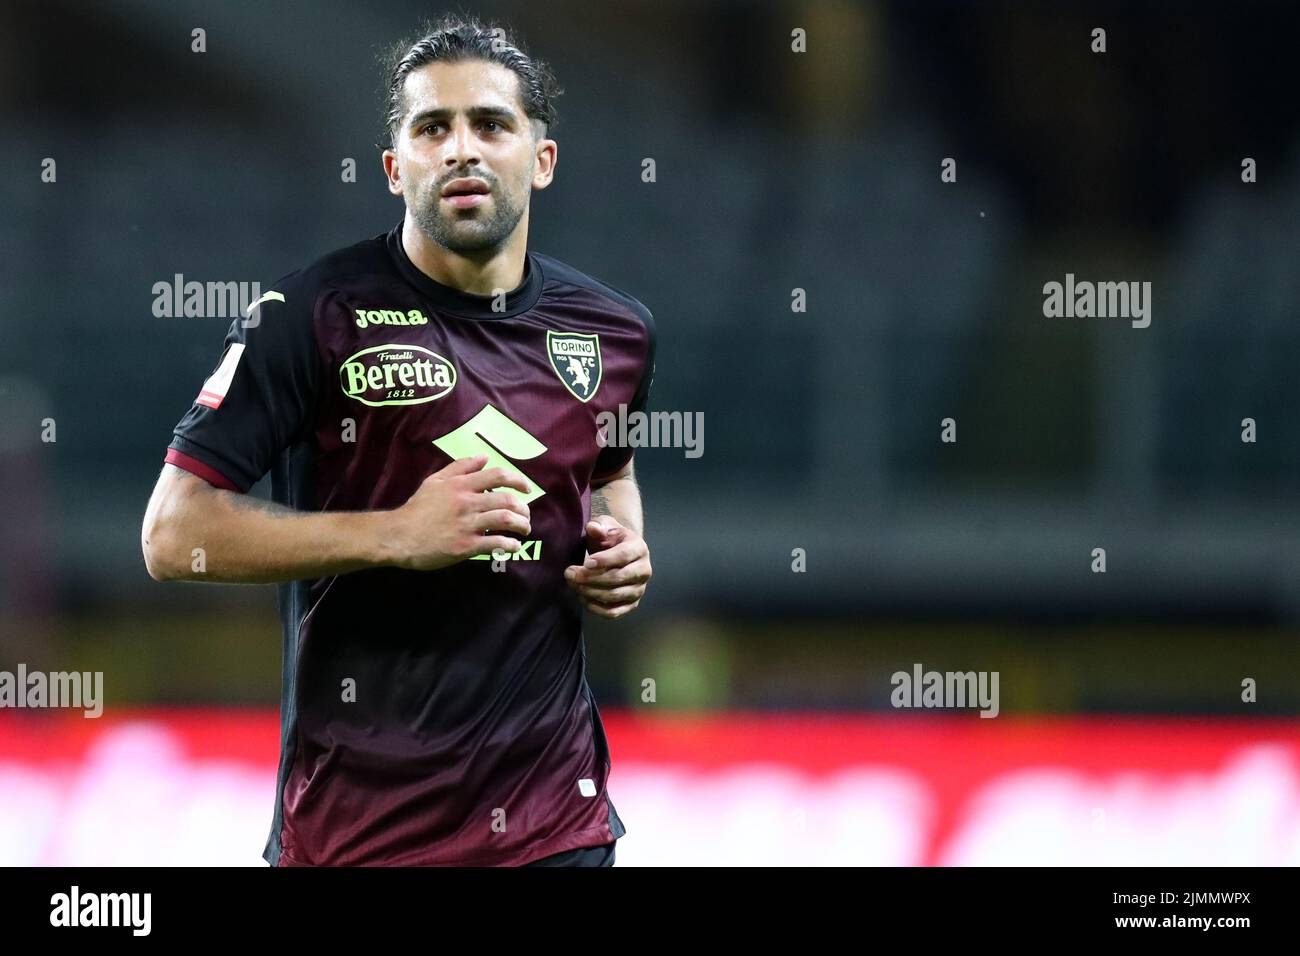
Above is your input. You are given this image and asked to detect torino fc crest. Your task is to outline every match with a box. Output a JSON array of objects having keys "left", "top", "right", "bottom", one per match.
[{"left": 547, "top": 330, "right": 602, "bottom": 402}]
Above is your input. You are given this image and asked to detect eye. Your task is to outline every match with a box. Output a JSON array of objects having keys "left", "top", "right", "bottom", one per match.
[
  {"left": 421, "top": 123, "right": 443, "bottom": 136},
  {"left": 480, "top": 120, "right": 502, "bottom": 132}
]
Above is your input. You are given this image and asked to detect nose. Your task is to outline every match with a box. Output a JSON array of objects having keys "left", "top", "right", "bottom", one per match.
[{"left": 444, "top": 117, "right": 481, "bottom": 169}]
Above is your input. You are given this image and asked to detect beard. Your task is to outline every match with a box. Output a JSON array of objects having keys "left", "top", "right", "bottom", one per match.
[{"left": 408, "top": 175, "right": 527, "bottom": 255}]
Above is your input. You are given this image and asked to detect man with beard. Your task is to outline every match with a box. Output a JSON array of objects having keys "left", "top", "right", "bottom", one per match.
[{"left": 141, "top": 16, "right": 657, "bottom": 868}]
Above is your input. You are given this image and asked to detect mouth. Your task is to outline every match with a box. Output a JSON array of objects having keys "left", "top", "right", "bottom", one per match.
[{"left": 441, "top": 178, "right": 490, "bottom": 209}]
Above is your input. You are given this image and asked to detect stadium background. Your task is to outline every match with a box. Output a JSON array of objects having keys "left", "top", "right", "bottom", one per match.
[{"left": 1, "top": 0, "right": 1298, "bottom": 864}]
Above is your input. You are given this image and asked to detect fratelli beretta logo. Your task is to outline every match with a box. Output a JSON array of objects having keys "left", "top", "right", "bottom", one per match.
[
  {"left": 339, "top": 344, "right": 457, "bottom": 406},
  {"left": 547, "top": 330, "right": 602, "bottom": 402}
]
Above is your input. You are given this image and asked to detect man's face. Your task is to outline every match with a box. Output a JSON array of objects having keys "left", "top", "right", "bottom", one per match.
[{"left": 384, "top": 59, "right": 555, "bottom": 255}]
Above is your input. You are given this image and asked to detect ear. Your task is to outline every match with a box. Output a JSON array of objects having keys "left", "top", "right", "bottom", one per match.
[
  {"left": 531, "top": 136, "right": 557, "bottom": 191},
  {"left": 382, "top": 148, "right": 403, "bottom": 196}
]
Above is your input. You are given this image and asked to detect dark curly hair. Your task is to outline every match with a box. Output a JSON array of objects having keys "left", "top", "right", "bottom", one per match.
[{"left": 380, "top": 14, "right": 563, "bottom": 148}]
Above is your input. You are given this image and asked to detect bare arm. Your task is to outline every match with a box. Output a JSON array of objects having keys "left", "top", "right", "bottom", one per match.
[
  {"left": 590, "top": 461, "right": 643, "bottom": 537},
  {"left": 141, "top": 455, "right": 532, "bottom": 584}
]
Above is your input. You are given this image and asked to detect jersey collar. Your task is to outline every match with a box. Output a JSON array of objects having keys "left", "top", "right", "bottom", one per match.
[{"left": 386, "top": 221, "right": 544, "bottom": 320}]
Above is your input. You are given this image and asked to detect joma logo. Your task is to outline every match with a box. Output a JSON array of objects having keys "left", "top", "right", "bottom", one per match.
[{"left": 355, "top": 308, "right": 430, "bottom": 329}]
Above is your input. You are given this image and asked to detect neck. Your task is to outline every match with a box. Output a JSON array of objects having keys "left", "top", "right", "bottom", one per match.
[{"left": 401, "top": 212, "right": 529, "bottom": 296}]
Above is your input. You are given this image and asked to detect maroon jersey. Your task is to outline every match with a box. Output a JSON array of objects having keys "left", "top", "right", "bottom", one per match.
[{"left": 162, "top": 222, "right": 655, "bottom": 865}]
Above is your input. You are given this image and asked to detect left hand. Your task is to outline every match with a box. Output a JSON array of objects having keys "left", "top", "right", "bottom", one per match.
[{"left": 564, "top": 515, "right": 651, "bottom": 619}]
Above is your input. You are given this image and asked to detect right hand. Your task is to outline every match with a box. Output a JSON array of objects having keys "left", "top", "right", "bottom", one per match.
[{"left": 388, "top": 455, "right": 532, "bottom": 571}]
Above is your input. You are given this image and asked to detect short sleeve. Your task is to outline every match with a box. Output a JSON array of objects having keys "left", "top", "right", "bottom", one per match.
[
  {"left": 592, "top": 307, "right": 656, "bottom": 482},
  {"left": 164, "top": 278, "right": 319, "bottom": 492}
]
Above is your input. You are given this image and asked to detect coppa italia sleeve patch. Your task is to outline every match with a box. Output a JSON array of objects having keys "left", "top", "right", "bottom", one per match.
[{"left": 196, "top": 343, "right": 245, "bottom": 409}]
